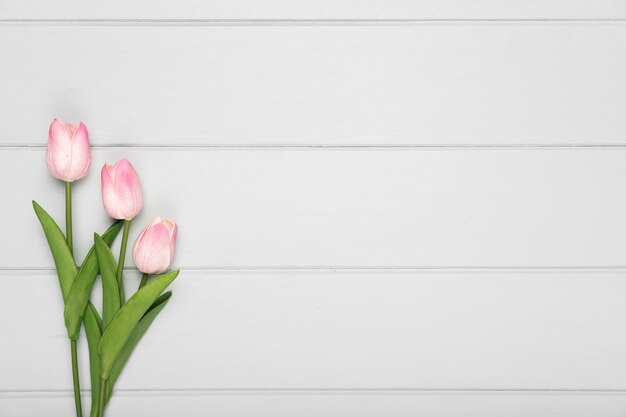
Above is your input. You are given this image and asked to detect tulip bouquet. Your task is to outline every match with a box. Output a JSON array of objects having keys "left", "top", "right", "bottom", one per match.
[{"left": 33, "top": 119, "right": 180, "bottom": 417}]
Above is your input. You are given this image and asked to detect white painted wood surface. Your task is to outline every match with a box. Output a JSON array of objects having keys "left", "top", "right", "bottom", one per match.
[
  {"left": 5, "top": 392, "right": 626, "bottom": 417},
  {"left": 2, "top": 0, "right": 626, "bottom": 20},
  {"left": 2, "top": 0, "right": 626, "bottom": 415},
  {"left": 3, "top": 270, "right": 626, "bottom": 392},
  {"left": 1, "top": 24, "right": 626, "bottom": 146},
  {"left": 5, "top": 148, "right": 626, "bottom": 269}
]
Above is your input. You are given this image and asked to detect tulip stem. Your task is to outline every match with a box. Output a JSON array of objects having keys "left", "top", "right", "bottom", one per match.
[
  {"left": 97, "top": 378, "right": 107, "bottom": 417},
  {"left": 70, "top": 340, "right": 83, "bottom": 417},
  {"left": 66, "top": 182, "right": 82, "bottom": 417},
  {"left": 139, "top": 273, "right": 149, "bottom": 290},
  {"left": 65, "top": 181, "right": 73, "bottom": 254},
  {"left": 116, "top": 220, "right": 131, "bottom": 302}
]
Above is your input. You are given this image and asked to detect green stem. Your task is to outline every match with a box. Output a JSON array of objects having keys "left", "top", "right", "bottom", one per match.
[
  {"left": 70, "top": 340, "right": 83, "bottom": 417},
  {"left": 97, "top": 378, "right": 107, "bottom": 417},
  {"left": 116, "top": 220, "right": 131, "bottom": 302},
  {"left": 65, "top": 181, "right": 73, "bottom": 254},
  {"left": 67, "top": 183, "right": 82, "bottom": 417},
  {"left": 139, "top": 273, "right": 149, "bottom": 289}
]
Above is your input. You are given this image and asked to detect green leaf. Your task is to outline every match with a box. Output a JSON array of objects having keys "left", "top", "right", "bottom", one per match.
[
  {"left": 84, "top": 302, "right": 103, "bottom": 417},
  {"left": 94, "top": 233, "right": 121, "bottom": 329},
  {"left": 64, "top": 221, "right": 123, "bottom": 340},
  {"left": 99, "top": 270, "right": 179, "bottom": 379},
  {"left": 32, "top": 200, "right": 77, "bottom": 300},
  {"left": 106, "top": 292, "right": 172, "bottom": 402}
]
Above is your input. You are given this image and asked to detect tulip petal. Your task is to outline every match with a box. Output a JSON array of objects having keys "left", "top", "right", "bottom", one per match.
[
  {"left": 168, "top": 223, "right": 178, "bottom": 265},
  {"left": 133, "top": 217, "right": 161, "bottom": 253},
  {"left": 101, "top": 159, "right": 143, "bottom": 220},
  {"left": 67, "top": 123, "right": 79, "bottom": 136},
  {"left": 47, "top": 119, "right": 72, "bottom": 180},
  {"left": 115, "top": 160, "right": 143, "bottom": 219},
  {"left": 101, "top": 164, "right": 119, "bottom": 219},
  {"left": 101, "top": 164, "right": 114, "bottom": 188},
  {"left": 133, "top": 223, "right": 171, "bottom": 274},
  {"left": 68, "top": 122, "right": 90, "bottom": 181},
  {"left": 47, "top": 119, "right": 91, "bottom": 182},
  {"left": 49, "top": 118, "right": 73, "bottom": 143}
]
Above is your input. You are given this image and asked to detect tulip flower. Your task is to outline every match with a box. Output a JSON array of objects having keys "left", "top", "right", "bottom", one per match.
[
  {"left": 133, "top": 217, "right": 178, "bottom": 286},
  {"left": 46, "top": 119, "right": 91, "bottom": 182},
  {"left": 43, "top": 118, "right": 91, "bottom": 417},
  {"left": 101, "top": 159, "right": 143, "bottom": 221},
  {"left": 35, "top": 119, "right": 183, "bottom": 417},
  {"left": 101, "top": 158, "right": 143, "bottom": 303}
]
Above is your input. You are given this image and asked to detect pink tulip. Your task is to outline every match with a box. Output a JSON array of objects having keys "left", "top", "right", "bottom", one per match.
[
  {"left": 132, "top": 217, "right": 178, "bottom": 274},
  {"left": 101, "top": 159, "right": 143, "bottom": 220},
  {"left": 46, "top": 119, "right": 90, "bottom": 182}
]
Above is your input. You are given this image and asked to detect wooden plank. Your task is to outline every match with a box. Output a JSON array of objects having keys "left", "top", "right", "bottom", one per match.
[
  {"left": 2, "top": 270, "right": 626, "bottom": 391},
  {"left": 2, "top": 0, "right": 625, "bottom": 20},
  {"left": 7, "top": 148, "right": 626, "bottom": 269},
  {"left": 1, "top": 24, "right": 625, "bottom": 146},
  {"left": 3, "top": 391, "right": 626, "bottom": 417}
]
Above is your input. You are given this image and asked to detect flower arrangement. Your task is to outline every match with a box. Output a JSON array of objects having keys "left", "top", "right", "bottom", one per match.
[{"left": 33, "top": 119, "right": 180, "bottom": 417}]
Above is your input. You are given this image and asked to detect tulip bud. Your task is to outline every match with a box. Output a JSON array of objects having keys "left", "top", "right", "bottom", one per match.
[
  {"left": 101, "top": 159, "right": 143, "bottom": 220},
  {"left": 46, "top": 119, "right": 91, "bottom": 182},
  {"left": 132, "top": 217, "right": 178, "bottom": 274}
]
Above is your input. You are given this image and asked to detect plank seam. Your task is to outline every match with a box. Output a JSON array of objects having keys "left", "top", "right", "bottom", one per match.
[
  {"left": 2, "top": 19, "right": 626, "bottom": 26},
  {"left": 4, "top": 388, "right": 626, "bottom": 397},
  {"left": 6, "top": 144, "right": 626, "bottom": 150},
  {"left": 4, "top": 266, "right": 626, "bottom": 272}
]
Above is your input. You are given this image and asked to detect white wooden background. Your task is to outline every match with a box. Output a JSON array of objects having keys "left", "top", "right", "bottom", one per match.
[{"left": 2, "top": 1, "right": 626, "bottom": 416}]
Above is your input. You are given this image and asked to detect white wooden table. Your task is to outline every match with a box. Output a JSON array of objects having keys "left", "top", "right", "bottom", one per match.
[{"left": 2, "top": 1, "right": 626, "bottom": 415}]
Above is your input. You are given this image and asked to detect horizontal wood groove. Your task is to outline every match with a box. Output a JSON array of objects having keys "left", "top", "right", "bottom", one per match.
[
  {"left": 4, "top": 0, "right": 626, "bottom": 22},
  {"left": 5, "top": 388, "right": 626, "bottom": 397},
  {"left": 3, "top": 19, "right": 626, "bottom": 25},
  {"left": 7, "top": 266, "right": 626, "bottom": 272},
  {"left": 8, "top": 144, "right": 626, "bottom": 150},
  {"left": 5, "top": 392, "right": 626, "bottom": 416}
]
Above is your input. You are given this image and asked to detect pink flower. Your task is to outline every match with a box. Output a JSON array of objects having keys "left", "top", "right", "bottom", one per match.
[
  {"left": 101, "top": 159, "right": 143, "bottom": 220},
  {"left": 46, "top": 119, "right": 90, "bottom": 182},
  {"left": 133, "top": 217, "right": 178, "bottom": 274}
]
